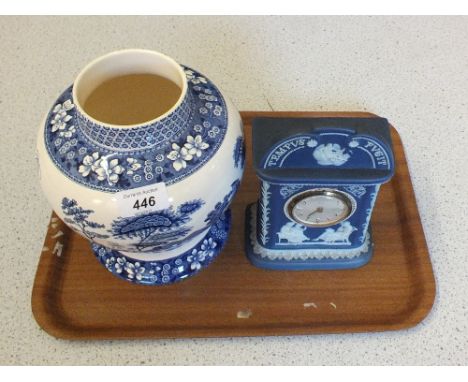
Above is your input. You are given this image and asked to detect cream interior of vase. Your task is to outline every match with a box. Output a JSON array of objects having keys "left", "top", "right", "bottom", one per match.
[{"left": 72, "top": 49, "right": 188, "bottom": 127}]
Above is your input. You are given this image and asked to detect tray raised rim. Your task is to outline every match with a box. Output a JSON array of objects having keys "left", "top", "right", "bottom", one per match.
[{"left": 31, "top": 111, "right": 436, "bottom": 340}]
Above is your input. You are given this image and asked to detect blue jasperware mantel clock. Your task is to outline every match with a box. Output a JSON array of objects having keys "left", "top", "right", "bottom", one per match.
[{"left": 245, "top": 117, "right": 395, "bottom": 270}]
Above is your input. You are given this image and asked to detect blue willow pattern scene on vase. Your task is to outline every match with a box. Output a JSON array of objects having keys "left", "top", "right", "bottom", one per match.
[
  {"left": 37, "top": 50, "right": 245, "bottom": 285},
  {"left": 60, "top": 195, "right": 233, "bottom": 285},
  {"left": 233, "top": 136, "right": 245, "bottom": 169},
  {"left": 93, "top": 210, "right": 231, "bottom": 285},
  {"left": 61, "top": 197, "right": 109, "bottom": 240},
  {"left": 110, "top": 199, "right": 205, "bottom": 252}
]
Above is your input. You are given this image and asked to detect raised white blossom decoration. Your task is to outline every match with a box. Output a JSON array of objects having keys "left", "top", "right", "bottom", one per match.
[
  {"left": 126, "top": 158, "right": 142, "bottom": 175},
  {"left": 167, "top": 143, "right": 193, "bottom": 171},
  {"left": 94, "top": 157, "right": 125, "bottom": 185},
  {"left": 50, "top": 100, "right": 74, "bottom": 133},
  {"left": 124, "top": 260, "right": 146, "bottom": 281},
  {"left": 59, "top": 125, "right": 76, "bottom": 138},
  {"left": 184, "top": 69, "right": 207, "bottom": 85},
  {"left": 199, "top": 238, "right": 217, "bottom": 260},
  {"left": 78, "top": 153, "right": 125, "bottom": 185},
  {"left": 184, "top": 135, "right": 209, "bottom": 158},
  {"left": 78, "top": 152, "right": 101, "bottom": 177}
]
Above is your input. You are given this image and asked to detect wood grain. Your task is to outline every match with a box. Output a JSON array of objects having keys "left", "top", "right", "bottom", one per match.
[{"left": 31, "top": 111, "right": 436, "bottom": 340}]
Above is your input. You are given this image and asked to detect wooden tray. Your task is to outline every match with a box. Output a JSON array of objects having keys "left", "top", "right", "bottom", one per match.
[{"left": 31, "top": 111, "right": 435, "bottom": 340}]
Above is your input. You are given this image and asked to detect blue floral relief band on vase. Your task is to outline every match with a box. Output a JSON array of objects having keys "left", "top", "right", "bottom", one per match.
[
  {"left": 43, "top": 67, "right": 229, "bottom": 191},
  {"left": 37, "top": 49, "right": 244, "bottom": 285}
]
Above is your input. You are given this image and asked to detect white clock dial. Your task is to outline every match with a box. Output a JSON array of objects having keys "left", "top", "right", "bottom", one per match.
[{"left": 287, "top": 189, "right": 353, "bottom": 227}]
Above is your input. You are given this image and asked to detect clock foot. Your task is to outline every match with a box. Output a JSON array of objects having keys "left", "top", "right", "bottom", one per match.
[{"left": 244, "top": 203, "right": 374, "bottom": 270}]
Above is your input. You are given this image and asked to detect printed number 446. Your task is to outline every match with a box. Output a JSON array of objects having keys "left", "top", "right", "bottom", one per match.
[{"left": 133, "top": 196, "right": 156, "bottom": 210}]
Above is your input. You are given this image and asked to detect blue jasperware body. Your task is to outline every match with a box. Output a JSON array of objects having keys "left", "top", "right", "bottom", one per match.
[{"left": 245, "top": 117, "right": 395, "bottom": 270}]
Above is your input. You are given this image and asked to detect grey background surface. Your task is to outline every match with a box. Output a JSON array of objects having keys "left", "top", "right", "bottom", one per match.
[{"left": 0, "top": 16, "right": 467, "bottom": 365}]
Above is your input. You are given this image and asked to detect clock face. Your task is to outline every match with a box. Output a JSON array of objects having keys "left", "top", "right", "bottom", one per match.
[{"left": 286, "top": 189, "right": 354, "bottom": 227}]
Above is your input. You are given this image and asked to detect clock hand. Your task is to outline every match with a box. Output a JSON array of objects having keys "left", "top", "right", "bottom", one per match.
[{"left": 306, "top": 207, "right": 323, "bottom": 220}]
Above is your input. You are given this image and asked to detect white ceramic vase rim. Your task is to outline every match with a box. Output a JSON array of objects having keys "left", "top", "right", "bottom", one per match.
[{"left": 72, "top": 49, "right": 189, "bottom": 129}]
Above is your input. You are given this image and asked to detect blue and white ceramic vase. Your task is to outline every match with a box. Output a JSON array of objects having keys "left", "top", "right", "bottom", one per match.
[{"left": 37, "top": 49, "right": 245, "bottom": 285}]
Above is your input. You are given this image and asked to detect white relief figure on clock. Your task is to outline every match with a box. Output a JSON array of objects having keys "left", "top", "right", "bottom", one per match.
[
  {"left": 313, "top": 143, "right": 351, "bottom": 166},
  {"left": 276, "top": 222, "right": 309, "bottom": 244},
  {"left": 312, "top": 221, "right": 357, "bottom": 244}
]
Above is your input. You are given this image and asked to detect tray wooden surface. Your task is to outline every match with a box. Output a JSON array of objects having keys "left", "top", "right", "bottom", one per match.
[{"left": 31, "top": 111, "right": 436, "bottom": 340}]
